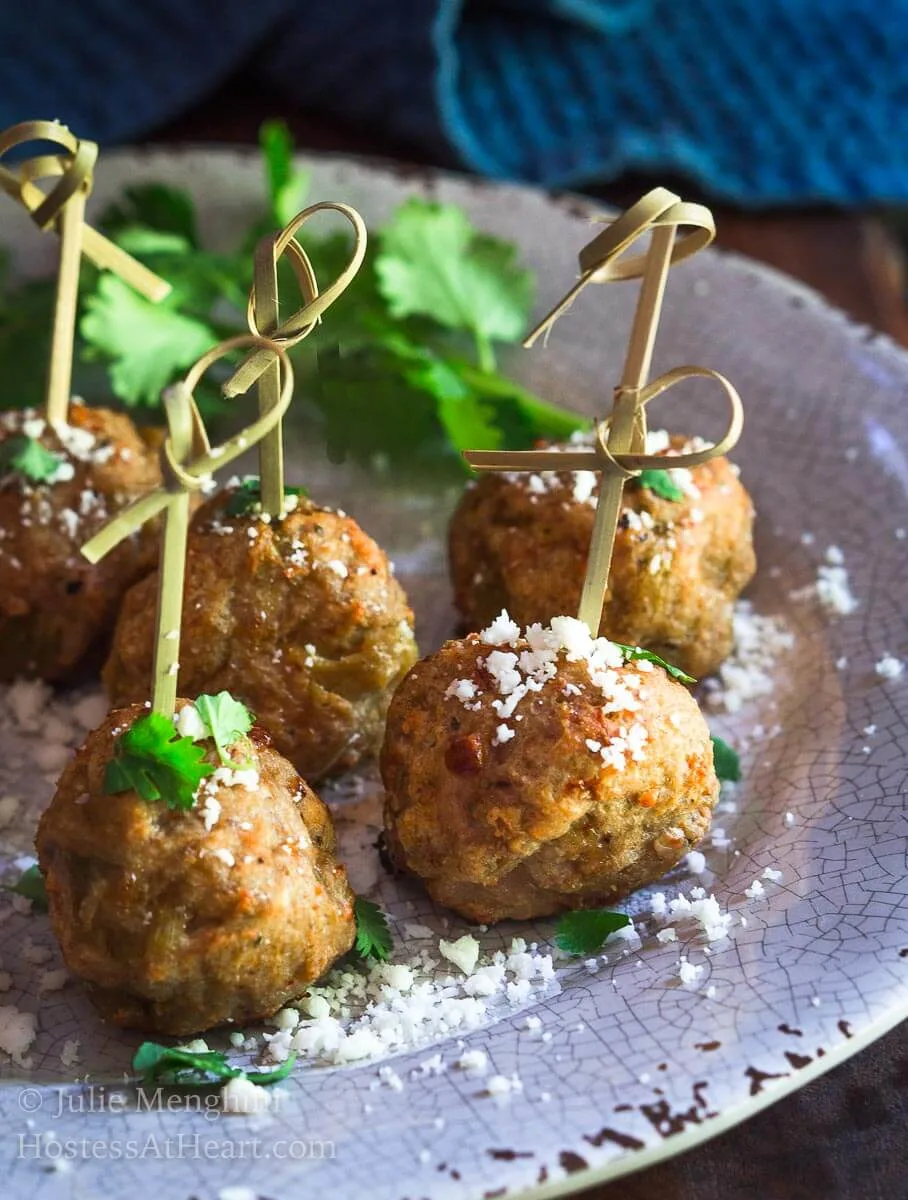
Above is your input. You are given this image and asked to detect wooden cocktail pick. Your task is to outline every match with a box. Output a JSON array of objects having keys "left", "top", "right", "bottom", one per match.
[
  {"left": 81, "top": 335, "right": 293, "bottom": 716},
  {"left": 464, "top": 188, "right": 744, "bottom": 636},
  {"left": 223, "top": 202, "right": 367, "bottom": 518},
  {"left": 0, "top": 120, "right": 171, "bottom": 427}
]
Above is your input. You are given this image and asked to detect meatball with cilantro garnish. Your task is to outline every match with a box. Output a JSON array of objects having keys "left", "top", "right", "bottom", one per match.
[
  {"left": 36, "top": 694, "right": 356, "bottom": 1035},
  {"left": 449, "top": 430, "right": 755, "bottom": 679},
  {"left": 0, "top": 404, "right": 162, "bottom": 682},
  {"left": 103, "top": 478, "right": 419, "bottom": 781},
  {"left": 381, "top": 611, "right": 718, "bottom": 923}
]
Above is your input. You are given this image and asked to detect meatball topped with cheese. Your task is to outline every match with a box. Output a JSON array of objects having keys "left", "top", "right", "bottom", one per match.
[
  {"left": 382, "top": 611, "right": 719, "bottom": 923},
  {"left": 104, "top": 481, "right": 419, "bottom": 781},
  {"left": 0, "top": 404, "right": 162, "bottom": 682},
  {"left": 449, "top": 430, "right": 755, "bottom": 679},
  {"left": 36, "top": 699, "right": 356, "bottom": 1035}
]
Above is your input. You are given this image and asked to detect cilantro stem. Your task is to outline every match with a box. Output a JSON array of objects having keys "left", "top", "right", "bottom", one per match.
[{"left": 474, "top": 331, "right": 496, "bottom": 375}]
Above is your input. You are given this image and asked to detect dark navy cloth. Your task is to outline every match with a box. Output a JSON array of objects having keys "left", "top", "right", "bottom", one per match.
[{"left": 2, "top": 0, "right": 906, "bottom": 204}]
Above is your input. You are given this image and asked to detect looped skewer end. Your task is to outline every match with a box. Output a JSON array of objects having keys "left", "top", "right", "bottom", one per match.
[{"left": 223, "top": 201, "right": 368, "bottom": 399}]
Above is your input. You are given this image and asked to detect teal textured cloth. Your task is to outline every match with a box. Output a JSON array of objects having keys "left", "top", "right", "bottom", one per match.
[{"left": 1, "top": 0, "right": 906, "bottom": 204}]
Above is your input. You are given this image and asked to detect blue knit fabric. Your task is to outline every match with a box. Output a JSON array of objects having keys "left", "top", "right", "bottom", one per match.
[{"left": 1, "top": 0, "right": 906, "bottom": 204}]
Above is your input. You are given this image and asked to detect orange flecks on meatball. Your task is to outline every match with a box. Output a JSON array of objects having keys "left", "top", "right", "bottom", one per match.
[
  {"left": 382, "top": 613, "right": 719, "bottom": 923},
  {"left": 448, "top": 430, "right": 755, "bottom": 678},
  {"left": 36, "top": 700, "right": 355, "bottom": 1036},
  {"left": 0, "top": 404, "right": 162, "bottom": 682},
  {"left": 103, "top": 484, "right": 419, "bottom": 781}
]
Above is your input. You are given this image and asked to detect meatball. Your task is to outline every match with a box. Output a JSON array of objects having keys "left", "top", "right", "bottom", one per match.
[
  {"left": 104, "top": 483, "right": 419, "bottom": 781},
  {"left": 0, "top": 404, "right": 162, "bottom": 682},
  {"left": 449, "top": 431, "right": 755, "bottom": 678},
  {"left": 382, "top": 613, "right": 718, "bottom": 923},
  {"left": 36, "top": 700, "right": 356, "bottom": 1035}
]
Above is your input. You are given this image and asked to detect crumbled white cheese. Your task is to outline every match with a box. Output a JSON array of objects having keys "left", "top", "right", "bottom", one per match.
[
  {"left": 479, "top": 611, "right": 521, "bottom": 646},
  {"left": 875, "top": 655, "right": 904, "bottom": 680},
  {"left": 762, "top": 867, "right": 783, "bottom": 883},
  {"left": 686, "top": 851, "right": 706, "bottom": 875},
  {"left": 438, "top": 935, "right": 480, "bottom": 977},
  {"left": 705, "top": 602, "right": 794, "bottom": 712},
  {"left": 0, "top": 1005, "right": 37, "bottom": 1066},
  {"left": 492, "top": 724, "right": 515, "bottom": 746},
  {"left": 677, "top": 957, "right": 704, "bottom": 986},
  {"left": 456, "top": 1048, "right": 489, "bottom": 1076},
  {"left": 220, "top": 1076, "right": 273, "bottom": 1114},
  {"left": 744, "top": 879, "right": 765, "bottom": 899},
  {"left": 486, "top": 1073, "right": 523, "bottom": 1097},
  {"left": 174, "top": 705, "right": 207, "bottom": 740}
]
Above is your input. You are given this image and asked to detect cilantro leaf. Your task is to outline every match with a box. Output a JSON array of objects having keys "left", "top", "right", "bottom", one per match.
[
  {"left": 554, "top": 909, "right": 631, "bottom": 956},
  {"left": 0, "top": 435, "right": 65, "bottom": 484},
  {"left": 711, "top": 735, "right": 741, "bottom": 782},
  {"left": 194, "top": 692, "right": 254, "bottom": 765},
  {"left": 354, "top": 897, "right": 393, "bottom": 962},
  {"left": 613, "top": 643, "right": 696, "bottom": 685},
  {"left": 132, "top": 1041, "right": 296, "bottom": 1088},
  {"left": 376, "top": 199, "right": 534, "bottom": 368},
  {"left": 260, "top": 119, "right": 310, "bottom": 228},
  {"left": 99, "top": 183, "right": 199, "bottom": 248},
  {"left": 224, "top": 479, "right": 308, "bottom": 517},
  {"left": 5, "top": 864, "right": 47, "bottom": 910},
  {"left": 637, "top": 469, "right": 684, "bottom": 502},
  {"left": 104, "top": 712, "right": 213, "bottom": 810},
  {"left": 81, "top": 275, "right": 217, "bottom": 406}
]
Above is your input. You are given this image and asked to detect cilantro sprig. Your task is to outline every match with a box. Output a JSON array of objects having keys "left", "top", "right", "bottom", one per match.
[
  {"left": 555, "top": 909, "right": 631, "bottom": 956},
  {"left": 5, "top": 864, "right": 47, "bottom": 910},
  {"left": 194, "top": 692, "right": 254, "bottom": 765},
  {"left": 0, "top": 123, "right": 586, "bottom": 470},
  {"left": 711, "top": 735, "right": 741, "bottom": 782},
  {"left": 104, "top": 712, "right": 213, "bottom": 810},
  {"left": 353, "top": 897, "right": 393, "bottom": 962},
  {"left": 637, "top": 469, "right": 684, "bottom": 502},
  {"left": 133, "top": 1041, "right": 295, "bottom": 1089},
  {"left": 0, "top": 435, "right": 65, "bottom": 484},
  {"left": 224, "top": 479, "right": 308, "bottom": 517},
  {"left": 614, "top": 643, "right": 696, "bottom": 686}
]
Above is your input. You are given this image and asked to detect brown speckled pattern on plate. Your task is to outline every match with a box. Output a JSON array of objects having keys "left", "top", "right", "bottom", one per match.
[{"left": 0, "top": 150, "right": 905, "bottom": 1200}]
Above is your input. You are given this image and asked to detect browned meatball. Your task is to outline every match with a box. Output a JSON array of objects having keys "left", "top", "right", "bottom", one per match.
[
  {"left": 37, "top": 700, "right": 356, "bottom": 1035},
  {"left": 449, "top": 432, "right": 756, "bottom": 679},
  {"left": 0, "top": 404, "right": 162, "bottom": 682},
  {"left": 104, "top": 483, "right": 419, "bottom": 781},
  {"left": 382, "top": 614, "right": 718, "bottom": 923}
]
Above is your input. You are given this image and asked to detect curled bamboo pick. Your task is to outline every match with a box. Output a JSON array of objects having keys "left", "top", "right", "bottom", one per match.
[
  {"left": 224, "top": 202, "right": 367, "bottom": 518},
  {"left": 82, "top": 335, "right": 294, "bottom": 715},
  {"left": 464, "top": 188, "right": 743, "bottom": 638},
  {"left": 0, "top": 120, "right": 171, "bottom": 427}
]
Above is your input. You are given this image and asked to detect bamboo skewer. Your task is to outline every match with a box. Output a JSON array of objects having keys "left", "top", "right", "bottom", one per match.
[
  {"left": 0, "top": 120, "right": 171, "bottom": 427},
  {"left": 82, "top": 335, "right": 294, "bottom": 715},
  {"left": 464, "top": 188, "right": 743, "bottom": 639}
]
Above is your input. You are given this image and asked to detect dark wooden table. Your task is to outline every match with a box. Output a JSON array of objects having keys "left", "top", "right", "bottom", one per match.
[{"left": 155, "top": 77, "right": 908, "bottom": 1200}]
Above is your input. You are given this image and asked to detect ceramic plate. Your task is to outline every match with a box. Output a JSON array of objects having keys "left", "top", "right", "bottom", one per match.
[{"left": 0, "top": 149, "right": 906, "bottom": 1200}]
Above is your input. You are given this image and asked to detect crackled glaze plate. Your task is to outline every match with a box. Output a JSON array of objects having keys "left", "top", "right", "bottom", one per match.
[{"left": 0, "top": 149, "right": 906, "bottom": 1200}]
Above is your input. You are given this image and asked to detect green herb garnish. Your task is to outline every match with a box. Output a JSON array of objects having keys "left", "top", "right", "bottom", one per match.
[
  {"left": 194, "top": 692, "right": 254, "bottom": 765},
  {"left": 0, "top": 435, "right": 64, "bottom": 484},
  {"left": 637, "top": 468, "right": 684, "bottom": 502},
  {"left": 0, "top": 122, "right": 587, "bottom": 464},
  {"left": 375, "top": 198, "right": 534, "bottom": 372},
  {"left": 554, "top": 909, "right": 631, "bottom": 956},
  {"left": 711, "top": 735, "right": 741, "bottom": 782},
  {"left": 5, "top": 864, "right": 47, "bottom": 910},
  {"left": 132, "top": 1041, "right": 296, "bottom": 1089},
  {"left": 224, "top": 479, "right": 308, "bottom": 517},
  {"left": 614, "top": 643, "right": 696, "bottom": 685},
  {"left": 353, "top": 897, "right": 393, "bottom": 962},
  {"left": 104, "top": 712, "right": 213, "bottom": 810},
  {"left": 259, "top": 119, "right": 311, "bottom": 229}
]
